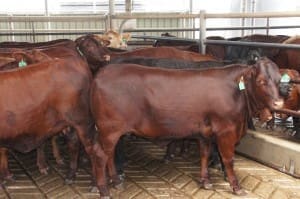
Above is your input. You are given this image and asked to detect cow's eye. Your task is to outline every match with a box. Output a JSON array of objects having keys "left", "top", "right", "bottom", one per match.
[{"left": 258, "top": 80, "right": 266, "bottom": 85}]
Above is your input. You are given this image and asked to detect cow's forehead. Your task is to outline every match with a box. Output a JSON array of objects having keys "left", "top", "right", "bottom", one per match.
[{"left": 256, "top": 58, "right": 280, "bottom": 79}]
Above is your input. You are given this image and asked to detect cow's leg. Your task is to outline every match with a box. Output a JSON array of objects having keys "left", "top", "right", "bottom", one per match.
[
  {"left": 0, "top": 148, "right": 14, "bottom": 183},
  {"left": 114, "top": 136, "right": 125, "bottom": 179},
  {"left": 164, "top": 141, "right": 177, "bottom": 163},
  {"left": 36, "top": 144, "right": 49, "bottom": 175},
  {"left": 65, "top": 128, "right": 80, "bottom": 184},
  {"left": 180, "top": 139, "right": 191, "bottom": 158},
  {"left": 209, "top": 143, "right": 221, "bottom": 168},
  {"left": 51, "top": 135, "right": 64, "bottom": 166},
  {"left": 104, "top": 134, "right": 123, "bottom": 189},
  {"left": 293, "top": 117, "right": 300, "bottom": 138},
  {"left": 198, "top": 138, "right": 213, "bottom": 189},
  {"left": 216, "top": 133, "right": 246, "bottom": 196},
  {"left": 73, "top": 124, "right": 109, "bottom": 198}
]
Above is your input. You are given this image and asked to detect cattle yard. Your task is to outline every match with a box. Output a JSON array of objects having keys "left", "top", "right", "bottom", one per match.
[{"left": 1, "top": 1, "right": 300, "bottom": 199}]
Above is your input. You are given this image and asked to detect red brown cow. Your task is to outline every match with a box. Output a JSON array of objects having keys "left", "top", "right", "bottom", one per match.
[
  {"left": 276, "top": 69, "right": 300, "bottom": 137},
  {"left": 0, "top": 57, "right": 106, "bottom": 196},
  {"left": 75, "top": 34, "right": 216, "bottom": 73},
  {"left": 0, "top": 44, "right": 86, "bottom": 181},
  {"left": 90, "top": 57, "right": 284, "bottom": 197}
]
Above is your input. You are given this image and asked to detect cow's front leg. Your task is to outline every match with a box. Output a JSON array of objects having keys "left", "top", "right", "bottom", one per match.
[{"left": 216, "top": 133, "right": 246, "bottom": 196}]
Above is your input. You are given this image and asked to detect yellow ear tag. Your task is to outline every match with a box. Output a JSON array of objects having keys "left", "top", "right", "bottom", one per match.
[
  {"left": 239, "top": 76, "right": 245, "bottom": 90},
  {"left": 18, "top": 59, "right": 27, "bottom": 67}
]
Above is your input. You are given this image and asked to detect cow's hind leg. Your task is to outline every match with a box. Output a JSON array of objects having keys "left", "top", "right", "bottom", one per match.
[
  {"left": 64, "top": 128, "right": 80, "bottom": 184},
  {"left": 73, "top": 124, "right": 109, "bottom": 198},
  {"left": 36, "top": 144, "right": 49, "bottom": 175},
  {"left": 216, "top": 133, "right": 246, "bottom": 196},
  {"left": 0, "top": 148, "right": 14, "bottom": 184},
  {"left": 51, "top": 135, "right": 64, "bottom": 166},
  {"left": 198, "top": 138, "right": 213, "bottom": 189},
  {"left": 164, "top": 141, "right": 177, "bottom": 163},
  {"left": 103, "top": 133, "right": 124, "bottom": 190}
]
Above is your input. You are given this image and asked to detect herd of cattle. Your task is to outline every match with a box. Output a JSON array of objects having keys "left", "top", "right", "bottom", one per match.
[{"left": 0, "top": 30, "right": 300, "bottom": 198}]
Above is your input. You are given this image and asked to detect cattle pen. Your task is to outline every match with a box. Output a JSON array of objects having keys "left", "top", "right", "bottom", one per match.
[{"left": 0, "top": 1, "right": 300, "bottom": 199}]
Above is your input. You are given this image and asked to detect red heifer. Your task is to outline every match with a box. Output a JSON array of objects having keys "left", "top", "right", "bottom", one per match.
[
  {"left": 0, "top": 58, "right": 106, "bottom": 196},
  {"left": 90, "top": 57, "right": 284, "bottom": 198}
]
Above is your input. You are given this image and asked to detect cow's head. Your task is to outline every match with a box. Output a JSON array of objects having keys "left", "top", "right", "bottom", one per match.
[
  {"left": 94, "top": 30, "right": 131, "bottom": 49},
  {"left": 246, "top": 57, "right": 284, "bottom": 113},
  {"left": 75, "top": 34, "right": 110, "bottom": 73}
]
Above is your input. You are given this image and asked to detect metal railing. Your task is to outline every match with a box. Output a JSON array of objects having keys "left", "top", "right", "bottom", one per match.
[{"left": 0, "top": 11, "right": 300, "bottom": 51}]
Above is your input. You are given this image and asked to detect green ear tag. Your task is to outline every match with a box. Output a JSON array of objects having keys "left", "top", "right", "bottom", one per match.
[
  {"left": 280, "top": 73, "right": 290, "bottom": 83},
  {"left": 239, "top": 76, "right": 245, "bottom": 90},
  {"left": 18, "top": 59, "right": 27, "bottom": 67}
]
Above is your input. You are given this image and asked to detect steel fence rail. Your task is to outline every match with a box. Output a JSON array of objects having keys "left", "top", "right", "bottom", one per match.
[
  {"left": 204, "top": 39, "right": 300, "bottom": 50},
  {"left": 0, "top": 15, "right": 107, "bottom": 22},
  {"left": 0, "top": 11, "right": 300, "bottom": 51}
]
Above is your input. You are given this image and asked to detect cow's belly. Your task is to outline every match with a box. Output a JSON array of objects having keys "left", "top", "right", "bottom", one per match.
[
  {"left": 0, "top": 107, "right": 68, "bottom": 152},
  {"left": 0, "top": 121, "right": 67, "bottom": 152}
]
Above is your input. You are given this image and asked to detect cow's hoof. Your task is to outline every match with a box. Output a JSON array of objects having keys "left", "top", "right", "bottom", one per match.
[
  {"left": 100, "top": 196, "right": 111, "bottom": 199},
  {"left": 56, "top": 159, "right": 65, "bottom": 167},
  {"left": 65, "top": 178, "right": 74, "bottom": 185},
  {"left": 89, "top": 186, "right": 99, "bottom": 193},
  {"left": 203, "top": 182, "right": 213, "bottom": 190},
  {"left": 114, "top": 182, "right": 124, "bottom": 191},
  {"left": 234, "top": 188, "right": 247, "bottom": 196},
  {"left": 39, "top": 167, "right": 49, "bottom": 175},
  {"left": 4, "top": 174, "right": 15, "bottom": 182},
  {"left": 117, "top": 174, "right": 125, "bottom": 182}
]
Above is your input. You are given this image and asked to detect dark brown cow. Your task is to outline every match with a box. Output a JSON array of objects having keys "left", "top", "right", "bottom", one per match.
[
  {"left": 75, "top": 34, "right": 216, "bottom": 73},
  {"left": 0, "top": 58, "right": 106, "bottom": 196},
  {"left": 90, "top": 57, "right": 284, "bottom": 197},
  {"left": 273, "top": 36, "right": 300, "bottom": 72}
]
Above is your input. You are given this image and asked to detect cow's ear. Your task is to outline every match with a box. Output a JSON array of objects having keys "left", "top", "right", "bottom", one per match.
[
  {"left": 12, "top": 51, "right": 31, "bottom": 63},
  {"left": 122, "top": 33, "right": 131, "bottom": 42}
]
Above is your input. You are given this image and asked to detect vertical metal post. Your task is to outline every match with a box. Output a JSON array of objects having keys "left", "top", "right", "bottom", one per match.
[
  {"left": 31, "top": 21, "right": 36, "bottom": 42},
  {"left": 189, "top": 0, "right": 193, "bottom": 38},
  {"left": 199, "top": 10, "right": 206, "bottom": 54},
  {"left": 125, "top": 0, "right": 132, "bottom": 13},
  {"left": 241, "top": 0, "right": 246, "bottom": 36},
  {"left": 251, "top": 0, "right": 256, "bottom": 35},
  {"left": 45, "top": 0, "right": 51, "bottom": 41},
  {"left": 8, "top": 15, "right": 14, "bottom": 41},
  {"left": 266, "top": 17, "right": 270, "bottom": 35},
  {"left": 109, "top": 0, "right": 115, "bottom": 30}
]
